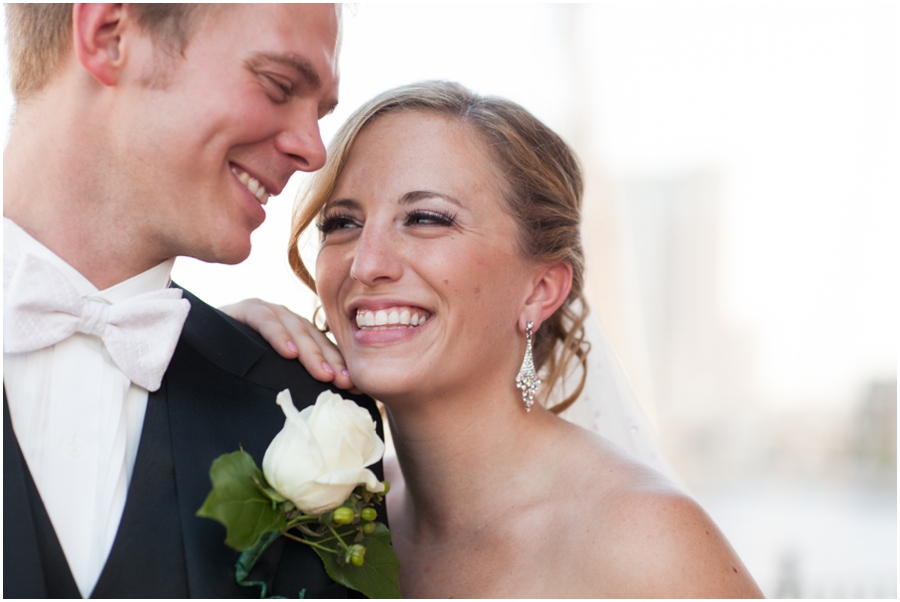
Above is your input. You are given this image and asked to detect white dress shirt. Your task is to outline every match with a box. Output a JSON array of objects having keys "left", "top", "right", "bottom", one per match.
[{"left": 3, "top": 218, "right": 178, "bottom": 597}]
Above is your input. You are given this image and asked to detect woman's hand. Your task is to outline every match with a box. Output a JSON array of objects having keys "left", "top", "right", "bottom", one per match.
[{"left": 221, "top": 299, "right": 357, "bottom": 392}]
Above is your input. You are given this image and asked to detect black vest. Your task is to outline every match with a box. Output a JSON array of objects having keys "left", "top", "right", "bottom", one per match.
[{"left": 5, "top": 389, "right": 188, "bottom": 597}]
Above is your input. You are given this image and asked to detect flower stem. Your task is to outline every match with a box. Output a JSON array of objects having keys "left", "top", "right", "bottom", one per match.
[
  {"left": 295, "top": 524, "right": 324, "bottom": 538},
  {"left": 327, "top": 524, "right": 352, "bottom": 553},
  {"left": 285, "top": 514, "right": 319, "bottom": 529},
  {"left": 282, "top": 530, "right": 339, "bottom": 555}
]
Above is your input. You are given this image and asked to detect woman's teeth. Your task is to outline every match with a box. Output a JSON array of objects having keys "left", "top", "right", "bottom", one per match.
[
  {"left": 356, "top": 307, "right": 429, "bottom": 329},
  {"left": 231, "top": 166, "right": 270, "bottom": 204}
]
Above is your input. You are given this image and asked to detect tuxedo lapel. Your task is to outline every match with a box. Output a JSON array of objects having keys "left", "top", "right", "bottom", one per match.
[
  {"left": 164, "top": 288, "right": 344, "bottom": 598},
  {"left": 165, "top": 342, "right": 284, "bottom": 598}
]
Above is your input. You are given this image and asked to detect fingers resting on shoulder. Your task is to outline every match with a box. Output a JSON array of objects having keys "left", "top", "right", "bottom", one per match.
[{"left": 220, "top": 299, "right": 357, "bottom": 392}]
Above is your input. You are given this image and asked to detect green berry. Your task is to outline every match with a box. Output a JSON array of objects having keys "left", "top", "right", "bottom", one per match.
[
  {"left": 333, "top": 507, "right": 354, "bottom": 525},
  {"left": 360, "top": 507, "right": 377, "bottom": 522},
  {"left": 362, "top": 521, "right": 377, "bottom": 534},
  {"left": 349, "top": 544, "right": 366, "bottom": 566},
  {"left": 381, "top": 481, "right": 391, "bottom": 495}
]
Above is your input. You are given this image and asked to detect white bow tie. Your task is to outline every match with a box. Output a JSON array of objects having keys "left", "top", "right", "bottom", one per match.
[{"left": 4, "top": 253, "right": 191, "bottom": 391}]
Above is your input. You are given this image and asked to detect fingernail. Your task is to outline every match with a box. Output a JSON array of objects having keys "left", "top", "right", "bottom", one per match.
[
  {"left": 342, "top": 369, "right": 350, "bottom": 377},
  {"left": 322, "top": 361, "right": 334, "bottom": 374},
  {"left": 286, "top": 341, "right": 298, "bottom": 354}
]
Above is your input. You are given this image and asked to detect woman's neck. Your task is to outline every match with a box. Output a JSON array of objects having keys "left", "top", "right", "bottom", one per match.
[{"left": 386, "top": 383, "right": 564, "bottom": 541}]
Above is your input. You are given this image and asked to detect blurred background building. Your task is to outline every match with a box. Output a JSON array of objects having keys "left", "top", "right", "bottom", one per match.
[{"left": 3, "top": 2, "right": 896, "bottom": 597}]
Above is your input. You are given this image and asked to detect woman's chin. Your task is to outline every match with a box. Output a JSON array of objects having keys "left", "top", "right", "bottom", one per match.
[
  {"left": 354, "top": 381, "right": 411, "bottom": 405},
  {"left": 349, "top": 367, "right": 425, "bottom": 407},
  {"left": 347, "top": 354, "right": 430, "bottom": 403}
]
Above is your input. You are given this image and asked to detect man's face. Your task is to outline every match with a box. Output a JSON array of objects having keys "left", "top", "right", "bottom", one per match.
[{"left": 111, "top": 4, "right": 340, "bottom": 265}]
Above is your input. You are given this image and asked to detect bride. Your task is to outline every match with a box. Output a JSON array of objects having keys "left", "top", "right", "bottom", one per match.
[{"left": 225, "top": 81, "right": 762, "bottom": 598}]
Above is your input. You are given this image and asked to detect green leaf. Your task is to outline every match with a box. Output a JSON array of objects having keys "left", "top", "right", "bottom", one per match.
[
  {"left": 197, "top": 450, "right": 287, "bottom": 551},
  {"left": 314, "top": 523, "right": 401, "bottom": 599}
]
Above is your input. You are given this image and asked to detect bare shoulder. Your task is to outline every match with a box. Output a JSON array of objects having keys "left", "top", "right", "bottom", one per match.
[{"left": 549, "top": 424, "right": 763, "bottom": 598}]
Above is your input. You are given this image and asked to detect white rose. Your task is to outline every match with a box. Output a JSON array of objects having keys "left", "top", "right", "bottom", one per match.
[{"left": 262, "top": 389, "right": 386, "bottom": 515}]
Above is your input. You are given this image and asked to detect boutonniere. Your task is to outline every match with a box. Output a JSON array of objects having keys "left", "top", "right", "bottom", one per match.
[{"left": 198, "top": 390, "right": 401, "bottom": 598}]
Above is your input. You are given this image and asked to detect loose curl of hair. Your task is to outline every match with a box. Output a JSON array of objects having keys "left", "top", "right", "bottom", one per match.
[{"left": 288, "top": 81, "right": 590, "bottom": 413}]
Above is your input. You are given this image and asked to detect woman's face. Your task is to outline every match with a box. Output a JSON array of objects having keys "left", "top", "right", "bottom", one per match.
[{"left": 315, "top": 111, "right": 538, "bottom": 403}]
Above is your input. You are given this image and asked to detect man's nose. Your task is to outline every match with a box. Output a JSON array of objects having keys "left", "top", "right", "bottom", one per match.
[{"left": 275, "top": 107, "right": 328, "bottom": 172}]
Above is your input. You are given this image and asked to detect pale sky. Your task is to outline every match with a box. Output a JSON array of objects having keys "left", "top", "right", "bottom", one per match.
[{"left": 3, "top": 3, "right": 897, "bottom": 408}]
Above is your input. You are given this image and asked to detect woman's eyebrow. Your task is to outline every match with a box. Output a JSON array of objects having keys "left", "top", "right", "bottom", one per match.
[
  {"left": 399, "top": 190, "right": 464, "bottom": 208},
  {"left": 323, "top": 198, "right": 360, "bottom": 211}
]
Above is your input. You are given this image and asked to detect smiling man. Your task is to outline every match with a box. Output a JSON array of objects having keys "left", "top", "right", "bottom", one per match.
[{"left": 3, "top": 4, "right": 382, "bottom": 598}]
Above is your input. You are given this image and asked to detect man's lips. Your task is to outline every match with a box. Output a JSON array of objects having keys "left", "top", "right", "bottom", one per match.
[{"left": 230, "top": 164, "right": 275, "bottom": 205}]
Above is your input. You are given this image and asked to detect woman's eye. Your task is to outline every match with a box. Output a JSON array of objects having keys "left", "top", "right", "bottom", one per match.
[
  {"left": 318, "top": 214, "right": 361, "bottom": 235},
  {"left": 405, "top": 210, "right": 457, "bottom": 227}
]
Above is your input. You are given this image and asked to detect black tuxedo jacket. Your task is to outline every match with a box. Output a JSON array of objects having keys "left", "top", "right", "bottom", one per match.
[{"left": 4, "top": 286, "right": 384, "bottom": 598}]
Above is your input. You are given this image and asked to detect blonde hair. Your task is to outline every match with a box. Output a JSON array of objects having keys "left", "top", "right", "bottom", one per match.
[
  {"left": 5, "top": 4, "right": 213, "bottom": 102},
  {"left": 288, "top": 81, "right": 590, "bottom": 413}
]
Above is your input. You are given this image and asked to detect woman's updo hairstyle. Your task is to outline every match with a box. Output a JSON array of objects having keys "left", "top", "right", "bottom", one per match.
[{"left": 288, "top": 81, "right": 590, "bottom": 413}]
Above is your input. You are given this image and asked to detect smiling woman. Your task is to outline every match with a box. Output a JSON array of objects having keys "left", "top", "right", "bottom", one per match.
[
  {"left": 238, "top": 80, "right": 765, "bottom": 597},
  {"left": 313, "top": 110, "right": 555, "bottom": 407},
  {"left": 290, "top": 82, "right": 590, "bottom": 413}
]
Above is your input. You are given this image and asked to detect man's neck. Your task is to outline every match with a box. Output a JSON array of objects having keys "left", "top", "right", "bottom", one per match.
[
  {"left": 4, "top": 102, "right": 170, "bottom": 290},
  {"left": 3, "top": 211, "right": 163, "bottom": 291}
]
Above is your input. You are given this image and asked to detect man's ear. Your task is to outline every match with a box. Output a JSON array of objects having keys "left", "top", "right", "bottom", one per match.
[
  {"left": 72, "top": 4, "right": 128, "bottom": 86},
  {"left": 518, "top": 262, "right": 573, "bottom": 333}
]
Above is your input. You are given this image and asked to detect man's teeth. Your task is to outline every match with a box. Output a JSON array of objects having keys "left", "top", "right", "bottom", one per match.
[
  {"left": 231, "top": 166, "right": 270, "bottom": 205},
  {"left": 356, "top": 307, "right": 429, "bottom": 329}
]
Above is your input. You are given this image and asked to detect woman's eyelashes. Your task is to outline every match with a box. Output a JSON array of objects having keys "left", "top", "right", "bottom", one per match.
[
  {"left": 319, "top": 206, "right": 459, "bottom": 236},
  {"left": 404, "top": 208, "right": 458, "bottom": 227},
  {"left": 318, "top": 211, "right": 360, "bottom": 235}
]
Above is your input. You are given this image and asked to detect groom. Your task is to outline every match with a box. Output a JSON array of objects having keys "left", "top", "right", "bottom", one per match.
[{"left": 3, "top": 4, "right": 381, "bottom": 598}]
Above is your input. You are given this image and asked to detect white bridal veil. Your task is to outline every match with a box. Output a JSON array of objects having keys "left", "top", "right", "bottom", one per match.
[{"left": 555, "top": 313, "right": 679, "bottom": 482}]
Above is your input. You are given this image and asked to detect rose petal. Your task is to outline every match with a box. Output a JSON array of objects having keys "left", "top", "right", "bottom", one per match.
[
  {"left": 263, "top": 391, "right": 327, "bottom": 498},
  {"left": 283, "top": 481, "right": 355, "bottom": 515},
  {"left": 314, "top": 467, "right": 384, "bottom": 491},
  {"left": 261, "top": 389, "right": 386, "bottom": 515}
]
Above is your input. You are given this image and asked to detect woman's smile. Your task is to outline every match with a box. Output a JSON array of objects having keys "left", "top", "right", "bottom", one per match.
[
  {"left": 354, "top": 306, "right": 431, "bottom": 330},
  {"left": 349, "top": 302, "right": 435, "bottom": 347}
]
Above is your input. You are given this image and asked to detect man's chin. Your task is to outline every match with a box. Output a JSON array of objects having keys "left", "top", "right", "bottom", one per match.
[
  {"left": 192, "top": 239, "right": 253, "bottom": 266},
  {"left": 216, "top": 247, "right": 252, "bottom": 265}
]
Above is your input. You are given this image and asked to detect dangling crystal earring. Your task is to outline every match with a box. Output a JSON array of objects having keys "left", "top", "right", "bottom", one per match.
[{"left": 515, "top": 321, "right": 541, "bottom": 412}]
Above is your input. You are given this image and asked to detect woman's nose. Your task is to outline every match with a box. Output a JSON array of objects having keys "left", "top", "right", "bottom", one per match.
[{"left": 349, "top": 226, "right": 403, "bottom": 286}]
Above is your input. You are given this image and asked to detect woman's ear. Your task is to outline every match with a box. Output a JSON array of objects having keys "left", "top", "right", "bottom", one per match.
[
  {"left": 72, "top": 3, "right": 129, "bottom": 87},
  {"left": 519, "top": 262, "right": 573, "bottom": 333}
]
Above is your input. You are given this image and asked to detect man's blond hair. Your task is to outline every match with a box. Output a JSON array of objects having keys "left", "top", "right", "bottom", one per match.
[{"left": 5, "top": 3, "right": 211, "bottom": 102}]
